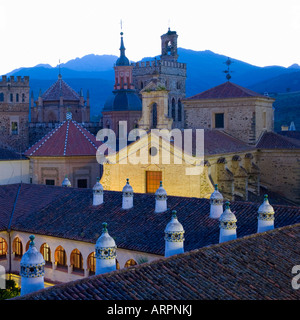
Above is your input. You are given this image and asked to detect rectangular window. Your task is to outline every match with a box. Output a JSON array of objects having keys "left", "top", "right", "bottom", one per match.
[
  {"left": 263, "top": 111, "right": 266, "bottom": 128},
  {"left": 77, "top": 179, "right": 88, "bottom": 188},
  {"left": 10, "top": 93, "right": 13, "bottom": 102},
  {"left": 45, "top": 179, "right": 55, "bottom": 186},
  {"left": 146, "top": 171, "right": 162, "bottom": 193},
  {"left": 16, "top": 93, "right": 19, "bottom": 102},
  {"left": 215, "top": 113, "right": 224, "bottom": 128},
  {"left": 11, "top": 121, "right": 18, "bottom": 135}
]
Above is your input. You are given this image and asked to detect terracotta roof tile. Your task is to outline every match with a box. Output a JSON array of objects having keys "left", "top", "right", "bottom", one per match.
[
  {"left": 185, "top": 81, "right": 269, "bottom": 100},
  {"left": 14, "top": 223, "right": 300, "bottom": 300},
  {"left": 2, "top": 183, "right": 300, "bottom": 256},
  {"left": 42, "top": 77, "right": 80, "bottom": 101},
  {"left": 24, "top": 120, "right": 102, "bottom": 157},
  {"left": 256, "top": 131, "right": 300, "bottom": 149}
]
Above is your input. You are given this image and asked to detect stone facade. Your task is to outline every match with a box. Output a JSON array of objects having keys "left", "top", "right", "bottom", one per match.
[
  {"left": 29, "top": 156, "right": 101, "bottom": 188},
  {"left": 257, "top": 149, "right": 300, "bottom": 203},
  {"left": 132, "top": 29, "right": 186, "bottom": 129},
  {"left": 30, "top": 75, "right": 90, "bottom": 124},
  {"left": 0, "top": 76, "right": 30, "bottom": 152},
  {"left": 184, "top": 96, "right": 274, "bottom": 145}
]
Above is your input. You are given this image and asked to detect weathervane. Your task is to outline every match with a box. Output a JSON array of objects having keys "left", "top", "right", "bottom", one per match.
[{"left": 223, "top": 57, "right": 233, "bottom": 81}]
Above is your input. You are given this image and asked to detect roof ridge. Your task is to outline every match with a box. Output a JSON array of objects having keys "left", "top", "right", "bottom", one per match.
[
  {"left": 63, "top": 121, "right": 70, "bottom": 156},
  {"left": 26, "top": 121, "right": 66, "bottom": 156},
  {"left": 71, "top": 121, "right": 98, "bottom": 150}
]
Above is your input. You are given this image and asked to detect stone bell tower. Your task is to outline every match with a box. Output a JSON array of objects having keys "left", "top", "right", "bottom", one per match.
[{"left": 160, "top": 28, "right": 179, "bottom": 61}]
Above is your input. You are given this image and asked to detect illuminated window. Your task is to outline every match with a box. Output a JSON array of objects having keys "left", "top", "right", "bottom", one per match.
[
  {"left": 55, "top": 246, "right": 67, "bottom": 267},
  {"left": 124, "top": 259, "right": 137, "bottom": 268},
  {"left": 13, "top": 237, "right": 23, "bottom": 257},
  {"left": 87, "top": 252, "right": 96, "bottom": 274},
  {"left": 40, "top": 243, "right": 51, "bottom": 263},
  {"left": 0, "top": 238, "right": 7, "bottom": 257},
  {"left": 146, "top": 171, "right": 162, "bottom": 193},
  {"left": 70, "top": 249, "right": 83, "bottom": 271}
]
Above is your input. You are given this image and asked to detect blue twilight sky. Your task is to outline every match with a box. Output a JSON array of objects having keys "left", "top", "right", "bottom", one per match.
[{"left": 0, "top": 0, "right": 300, "bottom": 74}]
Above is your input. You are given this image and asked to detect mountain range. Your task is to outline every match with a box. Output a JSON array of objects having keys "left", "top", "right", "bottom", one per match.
[{"left": 7, "top": 48, "right": 300, "bottom": 128}]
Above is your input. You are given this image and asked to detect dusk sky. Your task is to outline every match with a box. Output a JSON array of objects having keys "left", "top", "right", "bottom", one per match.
[{"left": 1, "top": 0, "right": 300, "bottom": 74}]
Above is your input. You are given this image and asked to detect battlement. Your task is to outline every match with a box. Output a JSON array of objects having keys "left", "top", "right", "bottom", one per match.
[
  {"left": 0, "top": 75, "right": 30, "bottom": 86},
  {"left": 132, "top": 60, "right": 186, "bottom": 70}
]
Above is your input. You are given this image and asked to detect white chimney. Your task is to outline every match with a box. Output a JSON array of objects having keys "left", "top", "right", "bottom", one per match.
[
  {"left": 62, "top": 176, "right": 71, "bottom": 187},
  {"left": 95, "top": 223, "right": 117, "bottom": 275},
  {"left": 93, "top": 178, "right": 104, "bottom": 205},
  {"left": 122, "top": 178, "right": 133, "bottom": 209},
  {"left": 155, "top": 181, "right": 167, "bottom": 213},
  {"left": 164, "top": 210, "right": 185, "bottom": 257},
  {"left": 20, "top": 235, "right": 45, "bottom": 296},
  {"left": 209, "top": 184, "right": 223, "bottom": 219},
  {"left": 257, "top": 194, "right": 275, "bottom": 233},
  {"left": 219, "top": 201, "right": 237, "bottom": 243}
]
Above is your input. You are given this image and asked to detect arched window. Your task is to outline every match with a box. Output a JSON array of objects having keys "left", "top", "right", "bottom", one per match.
[
  {"left": 140, "top": 81, "right": 144, "bottom": 89},
  {"left": 152, "top": 103, "right": 157, "bottom": 129},
  {"left": 54, "top": 246, "right": 67, "bottom": 268},
  {"left": 124, "top": 259, "right": 137, "bottom": 268},
  {"left": 178, "top": 99, "right": 182, "bottom": 121},
  {"left": 13, "top": 237, "right": 23, "bottom": 257},
  {"left": 106, "top": 120, "right": 110, "bottom": 129},
  {"left": 40, "top": 243, "right": 51, "bottom": 263},
  {"left": 0, "top": 238, "right": 7, "bottom": 257},
  {"left": 171, "top": 98, "right": 176, "bottom": 120},
  {"left": 87, "top": 252, "right": 96, "bottom": 274},
  {"left": 70, "top": 249, "right": 83, "bottom": 272},
  {"left": 116, "top": 259, "right": 120, "bottom": 270}
]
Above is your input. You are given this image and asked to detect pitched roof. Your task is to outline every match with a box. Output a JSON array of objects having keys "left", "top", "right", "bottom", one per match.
[
  {"left": 24, "top": 120, "right": 102, "bottom": 157},
  {"left": 42, "top": 76, "right": 80, "bottom": 101},
  {"left": 14, "top": 223, "right": 300, "bottom": 300},
  {"left": 256, "top": 131, "right": 300, "bottom": 149},
  {"left": 203, "top": 130, "right": 254, "bottom": 155},
  {"left": 2, "top": 183, "right": 300, "bottom": 256},
  {"left": 185, "top": 81, "right": 269, "bottom": 101},
  {"left": 0, "top": 147, "right": 27, "bottom": 161}
]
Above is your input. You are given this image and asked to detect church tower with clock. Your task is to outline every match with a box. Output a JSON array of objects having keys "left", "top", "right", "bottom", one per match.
[{"left": 132, "top": 29, "right": 187, "bottom": 129}]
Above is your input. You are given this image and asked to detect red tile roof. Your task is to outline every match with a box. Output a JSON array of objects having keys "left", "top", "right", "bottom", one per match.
[
  {"left": 24, "top": 120, "right": 102, "bottom": 157},
  {"left": 14, "top": 223, "right": 300, "bottom": 300},
  {"left": 42, "top": 76, "right": 80, "bottom": 101},
  {"left": 256, "top": 131, "right": 300, "bottom": 149},
  {"left": 185, "top": 81, "right": 268, "bottom": 100},
  {"left": 2, "top": 183, "right": 300, "bottom": 255}
]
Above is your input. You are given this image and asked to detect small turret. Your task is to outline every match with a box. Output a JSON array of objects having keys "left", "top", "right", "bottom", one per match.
[
  {"left": 95, "top": 223, "right": 117, "bottom": 275},
  {"left": 209, "top": 184, "right": 223, "bottom": 219},
  {"left": 62, "top": 175, "right": 71, "bottom": 187},
  {"left": 122, "top": 178, "right": 133, "bottom": 209},
  {"left": 164, "top": 210, "right": 185, "bottom": 257},
  {"left": 155, "top": 181, "right": 167, "bottom": 213},
  {"left": 257, "top": 194, "right": 275, "bottom": 233},
  {"left": 93, "top": 178, "right": 104, "bottom": 206},
  {"left": 219, "top": 201, "right": 237, "bottom": 243},
  {"left": 20, "top": 235, "right": 45, "bottom": 296}
]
